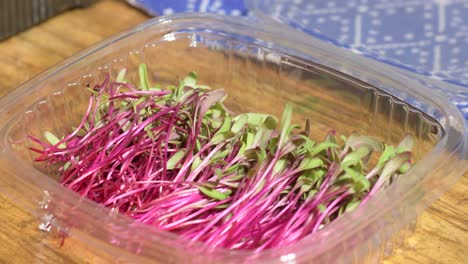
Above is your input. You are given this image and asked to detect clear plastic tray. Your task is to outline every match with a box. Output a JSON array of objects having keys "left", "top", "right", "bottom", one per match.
[
  {"left": 0, "top": 13, "right": 466, "bottom": 263},
  {"left": 246, "top": 0, "right": 468, "bottom": 120}
]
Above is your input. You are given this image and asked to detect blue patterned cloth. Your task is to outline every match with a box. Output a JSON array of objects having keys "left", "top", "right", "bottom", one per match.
[
  {"left": 127, "top": 0, "right": 247, "bottom": 16},
  {"left": 127, "top": 0, "right": 468, "bottom": 119}
]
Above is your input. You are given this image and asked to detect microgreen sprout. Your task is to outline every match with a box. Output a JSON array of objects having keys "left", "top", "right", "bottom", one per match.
[{"left": 31, "top": 64, "right": 414, "bottom": 251}]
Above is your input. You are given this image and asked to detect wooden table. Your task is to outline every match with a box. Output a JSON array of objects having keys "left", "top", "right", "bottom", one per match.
[{"left": 0, "top": 1, "right": 466, "bottom": 263}]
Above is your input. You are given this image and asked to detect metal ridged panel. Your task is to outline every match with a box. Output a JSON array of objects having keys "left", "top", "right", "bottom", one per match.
[{"left": 0, "top": 0, "right": 96, "bottom": 40}]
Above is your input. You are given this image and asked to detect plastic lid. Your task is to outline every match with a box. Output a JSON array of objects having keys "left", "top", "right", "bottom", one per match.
[{"left": 248, "top": 0, "right": 468, "bottom": 118}]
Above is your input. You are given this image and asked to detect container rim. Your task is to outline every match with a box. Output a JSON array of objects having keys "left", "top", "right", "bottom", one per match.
[{"left": 0, "top": 12, "right": 466, "bottom": 262}]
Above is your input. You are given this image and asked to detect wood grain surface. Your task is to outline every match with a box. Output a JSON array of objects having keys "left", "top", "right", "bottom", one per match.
[{"left": 0, "top": 1, "right": 466, "bottom": 263}]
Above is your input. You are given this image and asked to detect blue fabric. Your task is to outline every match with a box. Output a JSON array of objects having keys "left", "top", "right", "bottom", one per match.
[
  {"left": 128, "top": 0, "right": 247, "bottom": 16},
  {"left": 128, "top": 0, "right": 468, "bottom": 119}
]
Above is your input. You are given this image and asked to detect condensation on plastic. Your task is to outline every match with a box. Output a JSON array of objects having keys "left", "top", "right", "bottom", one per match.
[{"left": 0, "top": 14, "right": 466, "bottom": 263}]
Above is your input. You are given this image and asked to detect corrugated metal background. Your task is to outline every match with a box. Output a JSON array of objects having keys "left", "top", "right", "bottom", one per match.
[{"left": 0, "top": 0, "right": 96, "bottom": 40}]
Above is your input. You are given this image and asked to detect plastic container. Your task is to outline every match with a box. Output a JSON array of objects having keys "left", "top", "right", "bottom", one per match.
[
  {"left": 246, "top": 0, "right": 468, "bottom": 120},
  {"left": 0, "top": 13, "right": 466, "bottom": 263}
]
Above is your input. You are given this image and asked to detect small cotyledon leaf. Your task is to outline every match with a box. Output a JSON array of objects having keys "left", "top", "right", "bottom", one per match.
[
  {"left": 233, "top": 113, "right": 276, "bottom": 128},
  {"left": 210, "top": 131, "right": 235, "bottom": 145},
  {"left": 116, "top": 68, "right": 127, "bottom": 83},
  {"left": 350, "top": 174, "right": 370, "bottom": 193},
  {"left": 138, "top": 63, "right": 151, "bottom": 91},
  {"left": 345, "top": 200, "right": 361, "bottom": 213},
  {"left": 341, "top": 147, "right": 370, "bottom": 169},
  {"left": 44, "top": 131, "right": 66, "bottom": 149},
  {"left": 346, "top": 133, "right": 383, "bottom": 152},
  {"left": 396, "top": 135, "right": 414, "bottom": 153},
  {"left": 377, "top": 145, "right": 396, "bottom": 168},
  {"left": 215, "top": 115, "right": 232, "bottom": 136},
  {"left": 252, "top": 116, "right": 277, "bottom": 149},
  {"left": 279, "top": 103, "right": 293, "bottom": 146},
  {"left": 318, "top": 204, "right": 326, "bottom": 213},
  {"left": 231, "top": 114, "right": 248, "bottom": 134},
  {"left": 380, "top": 152, "right": 412, "bottom": 180},
  {"left": 190, "top": 156, "right": 202, "bottom": 173},
  {"left": 297, "top": 157, "right": 324, "bottom": 172},
  {"left": 197, "top": 186, "right": 232, "bottom": 201},
  {"left": 177, "top": 72, "right": 198, "bottom": 100},
  {"left": 273, "top": 159, "right": 288, "bottom": 174},
  {"left": 309, "top": 142, "right": 340, "bottom": 157},
  {"left": 167, "top": 149, "right": 187, "bottom": 170},
  {"left": 183, "top": 72, "right": 198, "bottom": 88}
]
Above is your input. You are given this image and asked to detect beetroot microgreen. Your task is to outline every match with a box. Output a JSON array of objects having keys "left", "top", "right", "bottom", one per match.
[{"left": 31, "top": 63, "right": 415, "bottom": 251}]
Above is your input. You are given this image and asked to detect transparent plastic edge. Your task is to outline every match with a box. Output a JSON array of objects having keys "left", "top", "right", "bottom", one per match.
[{"left": 0, "top": 13, "right": 466, "bottom": 263}]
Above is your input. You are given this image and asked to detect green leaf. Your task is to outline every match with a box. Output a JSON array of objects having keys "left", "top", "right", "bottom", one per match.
[
  {"left": 215, "top": 203, "right": 230, "bottom": 209},
  {"left": 133, "top": 96, "right": 147, "bottom": 108},
  {"left": 398, "top": 162, "right": 411, "bottom": 173},
  {"left": 94, "top": 110, "right": 102, "bottom": 125},
  {"left": 210, "top": 131, "right": 235, "bottom": 145},
  {"left": 116, "top": 68, "right": 127, "bottom": 83},
  {"left": 167, "top": 149, "right": 187, "bottom": 170},
  {"left": 197, "top": 186, "right": 231, "bottom": 200},
  {"left": 211, "top": 149, "right": 230, "bottom": 162},
  {"left": 234, "top": 113, "right": 275, "bottom": 128},
  {"left": 245, "top": 132, "right": 255, "bottom": 149},
  {"left": 334, "top": 168, "right": 357, "bottom": 186},
  {"left": 252, "top": 116, "right": 276, "bottom": 149},
  {"left": 219, "top": 115, "right": 232, "bottom": 133},
  {"left": 309, "top": 142, "right": 340, "bottom": 157},
  {"left": 182, "top": 72, "right": 198, "bottom": 88},
  {"left": 298, "top": 174, "right": 316, "bottom": 193},
  {"left": 304, "top": 119, "right": 311, "bottom": 136},
  {"left": 179, "top": 88, "right": 195, "bottom": 102},
  {"left": 195, "top": 140, "right": 202, "bottom": 152},
  {"left": 223, "top": 164, "right": 243, "bottom": 176},
  {"left": 254, "top": 179, "right": 266, "bottom": 195},
  {"left": 44, "top": 131, "right": 66, "bottom": 149},
  {"left": 310, "top": 169, "right": 326, "bottom": 183},
  {"left": 297, "top": 157, "right": 324, "bottom": 172},
  {"left": 280, "top": 186, "right": 292, "bottom": 195},
  {"left": 215, "top": 168, "right": 223, "bottom": 179},
  {"left": 230, "top": 170, "right": 246, "bottom": 181},
  {"left": 231, "top": 114, "right": 248, "bottom": 134},
  {"left": 347, "top": 133, "right": 383, "bottom": 152},
  {"left": 268, "top": 136, "right": 280, "bottom": 153},
  {"left": 145, "top": 126, "right": 155, "bottom": 140},
  {"left": 210, "top": 119, "right": 223, "bottom": 129},
  {"left": 324, "top": 132, "right": 340, "bottom": 162},
  {"left": 196, "top": 84, "right": 211, "bottom": 90},
  {"left": 318, "top": 204, "right": 326, "bottom": 213},
  {"left": 350, "top": 175, "right": 370, "bottom": 193},
  {"left": 138, "top": 64, "right": 151, "bottom": 90},
  {"left": 174, "top": 72, "right": 198, "bottom": 102},
  {"left": 340, "top": 135, "right": 347, "bottom": 144},
  {"left": 244, "top": 148, "right": 266, "bottom": 162},
  {"left": 380, "top": 152, "right": 411, "bottom": 180},
  {"left": 341, "top": 147, "right": 370, "bottom": 169},
  {"left": 345, "top": 200, "right": 360, "bottom": 213},
  {"left": 396, "top": 135, "right": 414, "bottom": 153},
  {"left": 377, "top": 145, "right": 396, "bottom": 168},
  {"left": 273, "top": 159, "right": 288, "bottom": 174},
  {"left": 191, "top": 156, "right": 202, "bottom": 172},
  {"left": 308, "top": 189, "right": 318, "bottom": 198},
  {"left": 279, "top": 103, "right": 293, "bottom": 146},
  {"left": 236, "top": 142, "right": 247, "bottom": 158},
  {"left": 297, "top": 135, "right": 316, "bottom": 152},
  {"left": 63, "top": 161, "right": 71, "bottom": 171}
]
